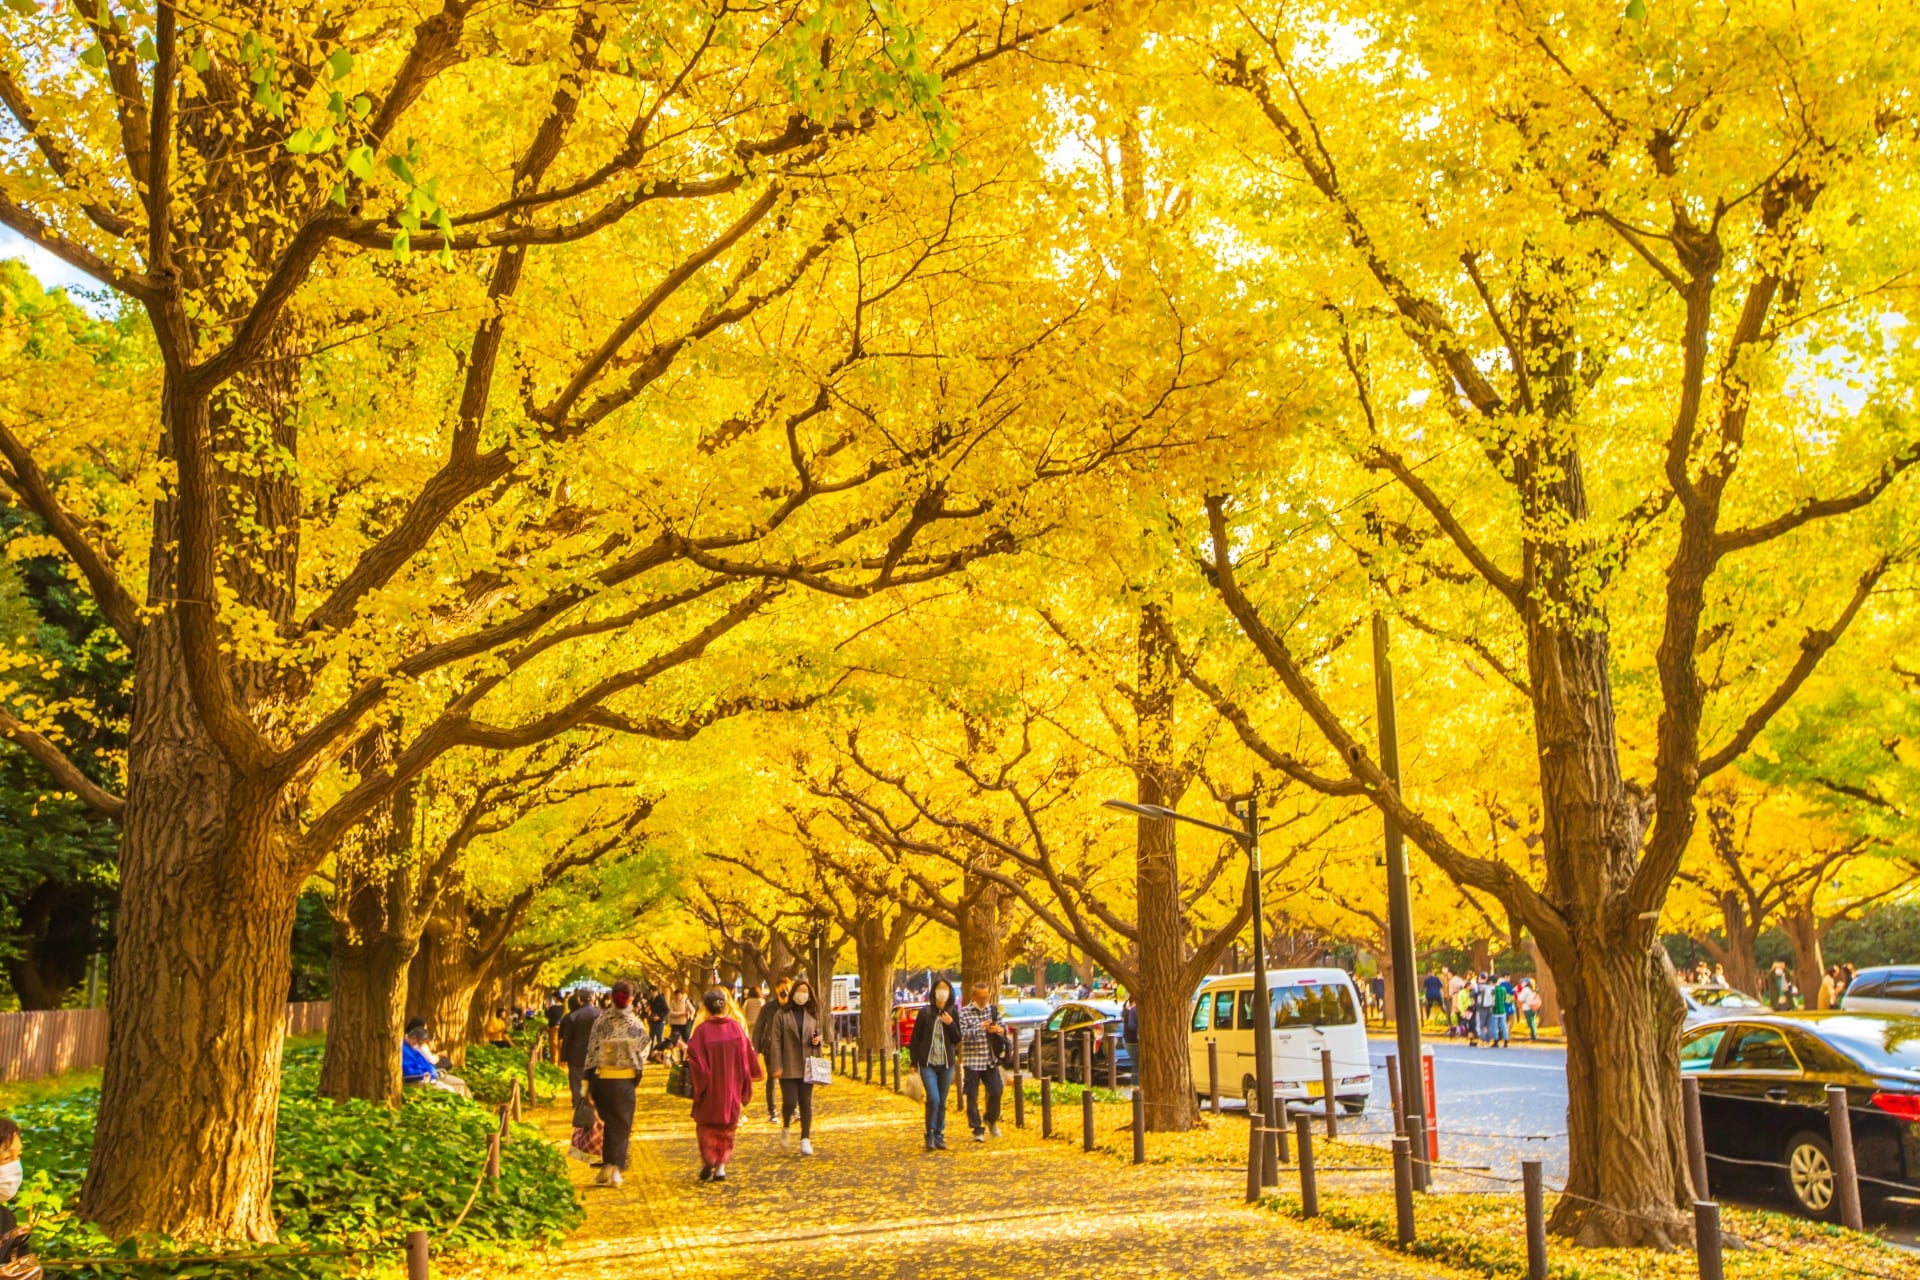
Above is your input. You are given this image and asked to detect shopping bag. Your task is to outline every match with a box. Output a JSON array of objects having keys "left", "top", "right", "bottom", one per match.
[
  {"left": 567, "top": 1120, "right": 603, "bottom": 1162},
  {"left": 901, "top": 1067, "right": 925, "bottom": 1102},
  {"left": 666, "top": 1060, "right": 694, "bottom": 1099},
  {"left": 803, "top": 1055, "right": 832, "bottom": 1085}
]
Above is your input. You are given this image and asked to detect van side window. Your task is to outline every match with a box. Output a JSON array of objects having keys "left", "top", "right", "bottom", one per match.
[
  {"left": 1192, "top": 997, "right": 1210, "bottom": 1032},
  {"left": 1236, "top": 989, "right": 1254, "bottom": 1031},
  {"left": 1213, "top": 991, "right": 1236, "bottom": 1030}
]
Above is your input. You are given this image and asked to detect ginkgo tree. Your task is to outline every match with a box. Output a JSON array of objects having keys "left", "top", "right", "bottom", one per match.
[{"left": 0, "top": 0, "right": 1101, "bottom": 1240}]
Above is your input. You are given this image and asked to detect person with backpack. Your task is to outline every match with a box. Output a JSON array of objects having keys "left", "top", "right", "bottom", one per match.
[
  {"left": 1490, "top": 976, "right": 1515, "bottom": 1048},
  {"left": 583, "top": 980, "right": 651, "bottom": 1187},
  {"left": 957, "top": 982, "right": 1008, "bottom": 1142},
  {"left": 559, "top": 991, "right": 601, "bottom": 1106}
]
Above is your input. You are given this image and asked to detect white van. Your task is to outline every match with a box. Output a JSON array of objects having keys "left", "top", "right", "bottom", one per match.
[{"left": 1189, "top": 969, "right": 1372, "bottom": 1114}]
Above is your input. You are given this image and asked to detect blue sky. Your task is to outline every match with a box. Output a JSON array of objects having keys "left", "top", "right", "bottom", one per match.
[{"left": 0, "top": 225, "right": 119, "bottom": 313}]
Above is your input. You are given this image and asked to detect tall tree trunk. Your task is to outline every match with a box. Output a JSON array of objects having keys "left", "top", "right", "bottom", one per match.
[
  {"left": 408, "top": 908, "right": 483, "bottom": 1070},
  {"left": 856, "top": 928, "right": 898, "bottom": 1054},
  {"left": 1524, "top": 936, "right": 1562, "bottom": 1029},
  {"left": 956, "top": 870, "right": 1009, "bottom": 996},
  {"left": 77, "top": 626, "right": 296, "bottom": 1239},
  {"left": 319, "top": 929, "right": 414, "bottom": 1106},
  {"left": 1135, "top": 604, "right": 1199, "bottom": 1131},
  {"left": 1704, "top": 892, "right": 1761, "bottom": 998},
  {"left": 1779, "top": 906, "right": 1825, "bottom": 1011}
]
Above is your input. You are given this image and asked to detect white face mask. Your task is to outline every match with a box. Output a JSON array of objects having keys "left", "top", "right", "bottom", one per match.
[
  {"left": 0, "top": 1159, "right": 22, "bottom": 1202},
  {"left": 933, "top": 990, "right": 949, "bottom": 1006},
  {"left": 793, "top": 991, "right": 810, "bottom": 1006}
]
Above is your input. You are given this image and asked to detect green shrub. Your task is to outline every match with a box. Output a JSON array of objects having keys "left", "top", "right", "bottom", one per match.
[
  {"left": 14, "top": 1043, "right": 580, "bottom": 1277},
  {"left": 457, "top": 1044, "right": 568, "bottom": 1107}
]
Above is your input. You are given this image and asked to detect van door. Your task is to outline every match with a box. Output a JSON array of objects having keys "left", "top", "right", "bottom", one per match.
[{"left": 1189, "top": 991, "right": 1214, "bottom": 1097}]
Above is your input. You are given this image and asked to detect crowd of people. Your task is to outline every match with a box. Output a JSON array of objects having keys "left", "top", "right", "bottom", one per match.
[{"left": 1420, "top": 969, "right": 1545, "bottom": 1046}]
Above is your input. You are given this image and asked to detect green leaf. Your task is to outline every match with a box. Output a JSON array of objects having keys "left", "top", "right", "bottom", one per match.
[
  {"left": 344, "top": 145, "right": 374, "bottom": 180},
  {"left": 329, "top": 181, "right": 347, "bottom": 207},
  {"left": 385, "top": 153, "right": 414, "bottom": 184},
  {"left": 311, "top": 124, "right": 335, "bottom": 153},
  {"left": 285, "top": 127, "right": 315, "bottom": 154},
  {"left": 352, "top": 94, "right": 372, "bottom": 119},
  {"left": 79, "top": 43, "right": 106, "bottom": 68},
  {"left": 327, "top": 48, "right": 352, "bottom": 80},
  {"left": 188, "top": 46, "right": 209, "bottom": 73},
  {"left": 136, "top": 34, "right": 156, "bottom": 61},
  {"left": 1624, "top": 0, "right": 1647, "bottom": 17},
  {"left": 1, "top": 0, "right": 35, "bottom": 17},
  {"left": 391, "top": 230, "right": 410, "bottom": 262}
]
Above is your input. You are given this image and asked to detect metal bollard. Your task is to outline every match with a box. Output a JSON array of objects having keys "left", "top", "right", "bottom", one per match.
[
  {"left": 1082, "top": 1086, "right": 1096, "bottom": 1152},
  {"left": 1392, "top": 1136, "right": 1415, "bottom": 1247},
  {"left": 1694, "top": 1200, "right": 1723, "bottom": 1280},
  {"left": 1013, "top": 1069, "right": 1025, "bottom": 1128},
  {"left": 1245, "top": 1113, "right": 1263, "bottom": 1202},
  {"left": 1321, "top": 1047, "right": 1338, "bottom": 1139},
  {"left": 1131, "top": 1088, "right": 1145, "bottom": 1164},
  {"left": 1827, "top": 1084, "right": 1865, "bottom": 1231},
  {"left": 865, "top": 1049, "right": 872, "bottom": 1084},
  {"left": 1041, "top": 1076, "right": 1054, "bottom": 1138},
  {"left": 1208, "top": 1041, "right": 1220, "bottom": 1115},
  {"left": 1681, "top": 1077, "right": 1710, "bottom": 1201},
  {"left": 1386, "top": 1054, "right": 1404, "bottom": 1135},
  {"left": 1108, "top": 1037, "right": 1119, "bottom": 1090},
  {"left": 486, "top": 1131, "right": 500, "bottom": 1182},
  {"left": 1056, "top": 1030, "right": 1067, "bottom": 1084},
  {"left": 406, "top": 1228, "right": 430, "bottom": 1280},
  {"left": 1407, "top": 1114, "right": 1429, "bottom": 1192},
  {"left": 1523, "top": 1160, "right": 1547, "bottom": 1280},
  {"left": 1295, "top": 1113, "right": 1318, "bottom": 1218}
]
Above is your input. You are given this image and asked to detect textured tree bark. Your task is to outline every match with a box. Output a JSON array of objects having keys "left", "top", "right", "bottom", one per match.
[
  {"left": 77, "top": 620, "right": 297, "bottom": 1239},
  {"left": 855, "top": 929, "right": 900, "bottom": 1055},
  {"left": 1523, "top": 936, "right": 1562, "bottom": 1029},
  {"left": 1779, "top": 907, "right": 1825, "bottom": 1011},
  {"left": 956, "top": 870, "right": 1009, "bottom": 997},
  {"left": 1695, "top": 894, "right": 1761, "bottom": 1000},
  {"left": 407, "top": 907, "right": 485, "bottom": 1070},
  {"left": 319, "top": 928, "right": 414, "bottom": 1106}
]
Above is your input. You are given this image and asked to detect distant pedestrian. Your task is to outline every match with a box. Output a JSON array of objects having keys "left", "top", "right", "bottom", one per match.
[
  {"left": 1454, "top": 983, "right": 1476, "bottom": 1044},
  {"left": 765, "top": 976, "right": 824, "bottom": 1155},
  {"left": 1474, "top": 975, "right": 1495, "bottom": 1043},
  {"left": 689, "top": 988, "right": 760, "bottom": 1182},
  {"left": 1766, "top": 961, "right": 1793, "bottom": 1011},
  {"left": 584, "top": 979, "right": 652, "bottom": 1187},
  {"left": 1518, "top": 979, "right": 1542, "bottom": 1041},
  {"left": 669, "top": 986, "right": 695, "bottom": 1044},
  {"left": 958, "top": 983, "right": 1006, "bottom": 1142},
  {"left": 1121, "top": 994, "right": 1140, "bottom": 1055},
  {"left": 1490, "top": 977, "right": 1514, "bottom": 1047},
  {"left": 484, "top": 1006, "right": 511, "bottom": 1049},
  {"left": 911, "top": 979, "right": 963, "bottom": 1151},
  {"left": 544, "top": 992, "right": 566, "bottom": 1063},
  {"left": 1423, "top": 972, "right": 1444, "bottom": 1023},
  {"left": 1817, "top": 966, "right": 1839, "bottom": 1011},
  {"left": 742, "top": 983, "right": 765, "bottom": 1029},
  {"left": 752, "top": 977, "right": 791, "bottom": 1124},
  {"left": 559, "top": 992, "right": 601, "bottom": 1105}
]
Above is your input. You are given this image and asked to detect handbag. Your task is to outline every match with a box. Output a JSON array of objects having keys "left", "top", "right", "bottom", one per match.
[
  {"left": 803, "top": 1055, "right": 832, "bottom": 1085},
  {"left": 567, "top": 1120, "right": 603, "bottom": 1162},
  {"left": 571, "top": 1098, "right": 597, "bottom": 1129},
  {"left": 666, "top": 1060, "right": 694, "bottom": 1099}
]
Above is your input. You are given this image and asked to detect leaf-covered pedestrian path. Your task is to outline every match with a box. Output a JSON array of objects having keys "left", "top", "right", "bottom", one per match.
[{"left": 482, "top": 1074, "right": 1459, "bottom": 1279}]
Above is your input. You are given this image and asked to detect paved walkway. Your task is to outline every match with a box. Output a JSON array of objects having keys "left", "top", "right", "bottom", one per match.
[{"left": 502, "top": 1073, "right": 1456, "bottom": 1279}]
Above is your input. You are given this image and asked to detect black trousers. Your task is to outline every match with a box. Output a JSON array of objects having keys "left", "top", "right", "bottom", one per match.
[
  {"left": 779, "top": 1077, "right": 814, "bottom": 1139},
  {"left": 588, "top": 1075, "right": 637, "bottom": 1170},
  {"left": 964, "top": 1066, "right": 1003, "bottom": 1133}
]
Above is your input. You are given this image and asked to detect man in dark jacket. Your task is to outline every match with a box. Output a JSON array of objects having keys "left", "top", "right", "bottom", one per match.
[
  {"left": 559, "top": 991, "right": 601, "bottom": 1105},
  {"left": 751, "top": 978, "right": 791, "bottom": 1124}
]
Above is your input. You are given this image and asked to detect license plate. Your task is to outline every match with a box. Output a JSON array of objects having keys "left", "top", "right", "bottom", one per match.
[{"left": 1304, "top": 1081, "right": 1325, "bottom": 1098}]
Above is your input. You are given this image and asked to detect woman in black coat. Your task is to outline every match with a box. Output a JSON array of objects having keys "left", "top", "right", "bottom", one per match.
[{"left": 909, "top": 979, "right": 964, "bottom": 1151}]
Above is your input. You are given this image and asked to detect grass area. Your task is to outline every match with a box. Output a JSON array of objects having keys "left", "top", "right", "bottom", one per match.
[
  {"left": 1261, "top": 1190, "right": 1917, "bottom": 1280},
  {"left": 12, "top": 1040, "right": 581, "bottom": 1277}
]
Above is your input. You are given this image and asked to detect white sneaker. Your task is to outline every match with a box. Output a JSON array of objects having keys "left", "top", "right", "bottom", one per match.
[
  {"left": 799, "top": 1139, "right": 814, "bottom": 1156},
  {"left": 609, "top": 1168, "right": 623, "bottom": 1187},
  {"left": 989, "top": 1124, "right": 1002, "bottom": 1138}
]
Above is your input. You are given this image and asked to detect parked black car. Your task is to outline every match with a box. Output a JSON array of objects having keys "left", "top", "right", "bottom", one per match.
[
  {"left": 1025, "top": 1000, "right": 1134, "bottom": 1084},
  {"left": 1681, "top": 1013, "right": 1920, "bottom": 1218}
]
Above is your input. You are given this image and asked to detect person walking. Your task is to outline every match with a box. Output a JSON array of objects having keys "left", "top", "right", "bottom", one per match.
[
  {"left": 1517, "top": 978, "right": 1542, "bottom": 1041},
  {"left": 688, "top": 988, "right": 760, "bottom": 1183},
  {"left": 957, "top": 982, "right": 1006, "bottom": 1142},
  {"left": 559, "top": 990, "right": 601, "bottom": 1106},
  {"left": 544, "top": 991, "right": 567, "bottom": 1064},
  {"left": 1490, "top": 976, "right": 1514, "bottom": 1047},
  {"left": 1766, "top": 960, "right": 1793, "bottom": 1011},
  {"left": 669, "top": 986, "right": 695, "bottom": 1044},
  {"left": 910, "top": 979, "right": 963, "bottom": 1151},
  {"left": 645, "top": 986, "right": 671, "bottom": 1044},
  {"left": 742, "top": 983, "right": 765, "bottom": 1030},
  {"left": 584, "top": 980, "right": 652, "bottom": 1187},
  {"left": 765, "top": 975, "right": 823, "bottom": 1155},
  {"left": 1423, "top": 972, "right": 1444, "bottom": 1024},
  {"left": 752, "top": 977, "right": 791, "bottom": 1125},
  {"left": 1454, "top": 981, "right": 1477, "bottom": 1045}
]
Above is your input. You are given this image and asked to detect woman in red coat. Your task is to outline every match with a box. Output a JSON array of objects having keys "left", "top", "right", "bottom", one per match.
[{"left": 687, "top": 988, "right": 760, "bottom": 1181}]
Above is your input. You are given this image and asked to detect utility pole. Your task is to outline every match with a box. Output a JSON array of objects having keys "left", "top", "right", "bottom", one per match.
[
  {"left": 1373, "top": 612, "right": 1426, "bottom": 1186},
  {"left": 1244, "top": 790, "right": 1278, "bottom": 1188}
]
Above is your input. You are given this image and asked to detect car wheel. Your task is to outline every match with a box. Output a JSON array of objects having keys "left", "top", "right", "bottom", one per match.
[
  {"left": 1242, "top": 1080, "right": 1263, "bottom": 1114},
  {"left": 1339, "top": 1098, "right": 1368, "bottom": 1115},
  {"left": 1784, "top": 1131, "right": 1838, "bottom": 1218}
]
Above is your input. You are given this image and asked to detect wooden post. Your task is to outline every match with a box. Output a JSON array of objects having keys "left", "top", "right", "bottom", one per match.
[
  {"left": 486, "top": 1132, "right": 500, "bottom": 1182},
  {"left": 1827, "top": 1084, "right": 1864, "bottom": 1231},
  {"left": 1082, "top": 1086, "right": 1095, "bottom": 1152},
  {"left": 1208, "top": 1041, "right": 1220, "bottom": 1115},
  {"left": 1681, "top": 1077, "right": 1710, "bottom": 1202},
  {"left": 1694, "top": 1201, "right": 1723, "bottom": 1280},
  {"left": 1523, "top": 1160, "right": 1547, "bottom": 1280},
  {"left": 1392, "top": 1136, "right": 1415, "bottom": 1247},
  {"left": 1108, "top": 1032, "right": 1119, "bottom": 1090},
  {"left": 510, "top": 1079, "right": 521, "bottom": 1123},
  {"left": 406, "top": 1229, "right": 430, "bottom": 1280},
  {"left": 1295, "top": 1113, "right": 1318, "bottom": 1218},
  {"left": 497, "top": 1104, "right": 510, "bottom": 1139},
  {"left": 1041, "top": 1076, "right": 1054, "bottom": 1138},
  {"left": 1131, "top": 1087, "right": 1145, "bottom": 1164},
  {"left": 1386, "top": 1054, "right": 1404, "bottom": 1135},
  {"left": 1407, "top": 1114, "right": 1428, "bottom": 1192},
  {"left": 1320, "top": 1047, "right": 1338, "bottom": 1139},
  {"left": 1245, "top": 1113, "right": 1263, "bottom": 1203},
  {"left": 1013, "top": 1068, "right": 1025, "bottom": 1128}
]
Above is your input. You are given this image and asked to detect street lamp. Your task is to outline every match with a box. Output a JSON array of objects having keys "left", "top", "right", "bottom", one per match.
[{"left": 1104, "top": 795, "right": 1276, "bottom": 1186}]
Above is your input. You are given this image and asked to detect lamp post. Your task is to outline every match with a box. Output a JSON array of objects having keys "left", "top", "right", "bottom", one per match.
[
  {"left": 1104, "top": 795, "right": 1274, "bottom": 1184},
  {"left": 1373, "top": 613, "right": 1428, "bottom": 1187}
]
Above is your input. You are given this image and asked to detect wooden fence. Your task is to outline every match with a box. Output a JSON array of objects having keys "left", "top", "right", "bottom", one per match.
[{"left": 0, "top": 1001, "right": 330, "bottom": 1083}]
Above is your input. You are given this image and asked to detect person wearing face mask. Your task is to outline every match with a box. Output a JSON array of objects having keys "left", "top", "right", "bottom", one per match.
[
  {"left": 751, "top": 977, "right": 791, "bottom": 1125},
  {"left": 909, "top": 979, "right": 963, "bottom": 1151},
  {"left": 763, "top": 976, "right": 823, "bottom": 1155},
  {"left": 0, "top": 1116, "right": 27, "bottom": 1264},
  {"left": 583, "top": 979, "right": 652, "bottom": 1187}
]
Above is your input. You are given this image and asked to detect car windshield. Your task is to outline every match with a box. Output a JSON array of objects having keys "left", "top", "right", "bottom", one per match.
[
  {"left": 1688, "top": 988, "right": 1762, "bottom": 1008},
  {"left": 1001, "top": 1000, "right": 1051, "bottom": 1020},
  {"left": 1808, "top": 1017, "right": 1920, "bottom": 1073}
]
